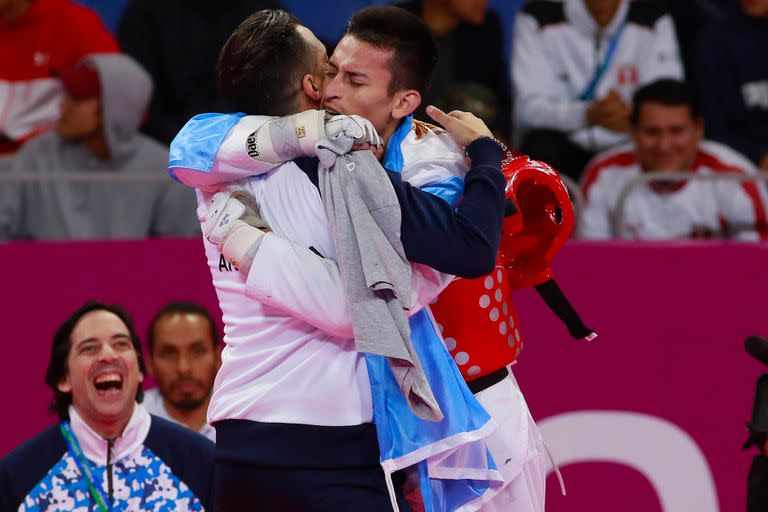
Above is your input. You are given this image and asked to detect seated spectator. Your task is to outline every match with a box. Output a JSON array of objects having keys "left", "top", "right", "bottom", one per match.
[
  {"left": 513, "top": 0, "right": 683, "bottom": 180},
  {"left": 0, "top": 301, "right": 214, "bottom": 510},
  {"left": 695, "top": 0, "right": 768, "bottom": 171},
  {"left": 117, "top": 0, "right": 279, "bottom": 145},
  {"left": 0, "top": 0, "right": 118, "bottom": 158},
  {"left": 0, "top": 53, "right": 198, "bottom": 240},
  {"left": 143, "top": 302, "right": 220, "bottom": 442},
  {"left": 397, "top": 0, "right": 512, "bottom": 139},
  {"left": 580, "top": 79, "right": 768, "bottom": 240}
]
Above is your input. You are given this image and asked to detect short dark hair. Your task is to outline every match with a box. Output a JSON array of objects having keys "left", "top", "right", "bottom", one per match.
[
  {"left": 147, "top": 301, "right": 220, "bottom": 353},
  {"left": 346, "top": 6, "right": 438, "bottom": 96},
  {"left": 631, "top": 79, "right": 701, "bottom": 125},
  {"left": 217, "top": 9, "right": 318, "bottom": 116},
  {"left": 45, "top": 301, "right": 146, "bottom": 420}
]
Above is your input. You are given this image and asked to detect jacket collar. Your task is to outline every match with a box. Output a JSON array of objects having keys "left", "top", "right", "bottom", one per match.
[
  {"left": 68, "top": 403, "right": 151, "bottom": 465},
  {"left": 565, "top": 0, "right": 630, "bottom": 39}
]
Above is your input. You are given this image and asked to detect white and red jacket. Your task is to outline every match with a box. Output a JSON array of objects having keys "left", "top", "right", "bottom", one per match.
[
  {"left": 580, "top": 140, "right": 768, "bottom": 240},
  {"left": 513, "top": 0, "right": 683, "bottom": 152},
  {"left": 0, "top": 0, "right": 118, "bottom": 155}
]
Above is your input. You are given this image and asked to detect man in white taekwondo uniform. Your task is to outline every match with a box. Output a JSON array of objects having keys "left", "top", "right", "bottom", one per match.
[
  {"left": 169, "top": 7, "right": 510, "bottom": 512},
  {"left": 580, "top": 79, "right": 768, "bottom": 240}
]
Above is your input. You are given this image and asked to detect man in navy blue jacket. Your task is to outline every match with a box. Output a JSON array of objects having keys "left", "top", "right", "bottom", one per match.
[
  {"left": 0, "top": 302, "right": 214, "bottom": 511},
  {"left": 695, "top": 0, "right": 768, "bottom": 171}
]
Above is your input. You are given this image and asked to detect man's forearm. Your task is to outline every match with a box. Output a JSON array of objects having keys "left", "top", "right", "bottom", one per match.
[
  {"left": 242, "top": 233, "right": 451, "bottom": 338},
  {"left": 390, "top": 138, "right": 505, "bottom": 278}
]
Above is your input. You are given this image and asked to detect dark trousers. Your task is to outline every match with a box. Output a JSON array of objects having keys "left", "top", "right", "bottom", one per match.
[
  {"left": 212, "top": 419, "right": 412, "bottom": 512},
  {"left": 748, "top": 455, "right": 768, "bottom": 512},
  {"left": 521, "top": 129, "right": 595, "bottom": 182},
  {"left": 214, "top": 460, "right": 412, "bottom": 511}
]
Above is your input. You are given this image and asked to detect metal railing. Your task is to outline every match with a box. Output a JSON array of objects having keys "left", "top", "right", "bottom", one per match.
[
  {"left": 0, "top": 170, "right": 591, "bottom": 239},
  {"left": 611, "top": 171, "right": 768, "bottom": 238},
  {"left": 0, "top": 171, "right": 170, "bottom": 184}
]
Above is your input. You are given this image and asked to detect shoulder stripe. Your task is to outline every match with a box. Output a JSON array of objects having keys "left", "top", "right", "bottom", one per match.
[
  {"left": 581, "top": 151, "right": 637, "bottom": 200},
  {"left": 696, "top": 150, "right": 768, "bottom": 239},
  {"left": 521, "top": 1, "right": 566, "bottom": 27}
]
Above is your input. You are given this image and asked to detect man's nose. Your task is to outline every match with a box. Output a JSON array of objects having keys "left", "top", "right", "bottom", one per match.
[
  {"left": 656, "top": 133, "right": 674, "bottom": 152},
  {"left": 323, "top": 75, "right": 341, "bottom": 101},
  {"left": 99, "top": 343, "right": 118, "bottom": 361},
  {"left": 177, "top": 354, "right": 192, "bottom": 374}
]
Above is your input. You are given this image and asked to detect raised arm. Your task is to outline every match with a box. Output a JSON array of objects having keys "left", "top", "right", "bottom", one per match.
[{"left": 168, "top": 111, "right": 380, "bottom": 192}]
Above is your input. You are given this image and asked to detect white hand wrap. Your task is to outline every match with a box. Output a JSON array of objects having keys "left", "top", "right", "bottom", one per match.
[
  {"left": 220, "top": 220, "right": 264, "bottom": 273},
  {"left": 325, "top": 114, "right": 382, "bottom": 147},
  {"left": 246, "top": 110, "right": 326, "bottom": 164},
  {"left": 203, "top": 191, "right": 267, "bottom": 273},
  {"left": 245, "top": 110, "right": 383, "bottom": 164}
]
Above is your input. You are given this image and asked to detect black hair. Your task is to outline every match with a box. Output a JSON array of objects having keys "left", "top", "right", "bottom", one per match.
[
  {"left": 217, "top": 9, "right": 319, "bottom": 116},
  {"left": 631, "top": 79, "right": 701, "bottom": 125},
  {"left": 45, "top": 301, "right": 146, "bottom": 420},
  {"left": 147, "top": 301, "right": 220, "bottom": 353},
  {"left": 346, "top": 6, "right": 438, "bottom": 96}
]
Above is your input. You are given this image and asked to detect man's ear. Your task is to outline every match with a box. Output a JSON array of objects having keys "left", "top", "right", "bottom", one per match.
[
  {"left": 57, "top": 375, "right": 72, "bottom": 394},
  {"left": 301, "top": 73, "right": 323, "bottom": 103},
  {"left": 391, "top": 89, "right": 421, "bottom": 121}
]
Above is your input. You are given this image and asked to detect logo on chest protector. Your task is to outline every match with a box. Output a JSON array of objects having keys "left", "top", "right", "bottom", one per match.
[{"left": 246, "top": 131, "right": 259, "bottom": 159}]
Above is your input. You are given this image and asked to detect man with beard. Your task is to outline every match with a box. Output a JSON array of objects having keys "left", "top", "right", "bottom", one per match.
[{"left": 143, "top": 302, "right": 220, "bottom": 442}]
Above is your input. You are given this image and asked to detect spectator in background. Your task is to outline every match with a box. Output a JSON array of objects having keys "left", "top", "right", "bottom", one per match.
[
  {"left": 0, "top": 301, "right": 214, "bottom": 511},
  {"left": 398, "top": 0, "right": 512, "bottom": 139},
  {"left": 513, "top": 0, "right": 683, "bottom": 180},
  {"left": 435, "top": 82, "right": 505, "bottom": 139},
  {"left": 695, "top": 0, "right": 768, "bottom": 171},
  {"left": 0, "top": 0, "right": 118, "bottom": 163},
  {"left": 0, "top": 53, "right": 198, "bottom": 240},
  {"left": 580, "top": 79, "right": 768, "bottom": 240},
  {"left": 117, "top": 0, "right": 280, "bottom": 145},
  {"left": 143, "top": 302, "right": 220, "bottom": 442}
]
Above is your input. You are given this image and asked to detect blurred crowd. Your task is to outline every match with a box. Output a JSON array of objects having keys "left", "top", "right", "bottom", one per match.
[{"left": 0, "top": 0, "right": 767, "bottom": 241}]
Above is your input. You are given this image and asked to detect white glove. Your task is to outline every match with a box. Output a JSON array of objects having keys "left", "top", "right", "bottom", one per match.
[
  {"left": 247, "top": 110, "right": 327, "bottom": 164},
  {"left": 246, "top": 110, "right": 382, "bottom": 164},
  {"left": 203, "top": 191, "right": 268, "bottom": 273},
  {"left": 325, "top": 114, "right": 382, "bottom": 147}
]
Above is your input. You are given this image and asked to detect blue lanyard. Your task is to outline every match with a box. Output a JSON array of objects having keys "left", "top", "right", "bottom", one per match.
[
  {"left": 59, "top": 422, "right": 111, "bottom": 512},
  {"left": 579, "top": 21, "right": 626, "bottom": 101}
]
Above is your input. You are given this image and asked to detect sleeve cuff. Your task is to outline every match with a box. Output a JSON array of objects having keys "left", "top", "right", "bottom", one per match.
[{"left": 465, "top": 137, "right": 504, "bottom": 168}]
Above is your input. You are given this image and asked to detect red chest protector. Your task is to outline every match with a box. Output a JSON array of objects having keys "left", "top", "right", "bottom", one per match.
[
  {"left": 429, "top": 263, "right": 523, "bottom": 381},
  {"left": 430, "top": 155, "right": 595, "bottom": 381}
]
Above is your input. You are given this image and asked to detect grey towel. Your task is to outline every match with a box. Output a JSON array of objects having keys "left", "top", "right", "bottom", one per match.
[{"left": 316, "top": 135, "right": 443, "bottom": 422}]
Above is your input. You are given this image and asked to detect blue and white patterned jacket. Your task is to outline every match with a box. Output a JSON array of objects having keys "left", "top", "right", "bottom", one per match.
[{"left": 0, "top": 404, "right": 214, "bottom": 511}]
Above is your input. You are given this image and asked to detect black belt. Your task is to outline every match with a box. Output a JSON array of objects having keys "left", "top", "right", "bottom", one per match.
[{"left": 466, "top": 367, "right": 509, "bottom": 394}]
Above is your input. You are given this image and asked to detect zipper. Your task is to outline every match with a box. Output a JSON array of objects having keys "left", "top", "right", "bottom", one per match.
[{"left": 106, "top": 438, "right": 114, "bottom": 506}]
